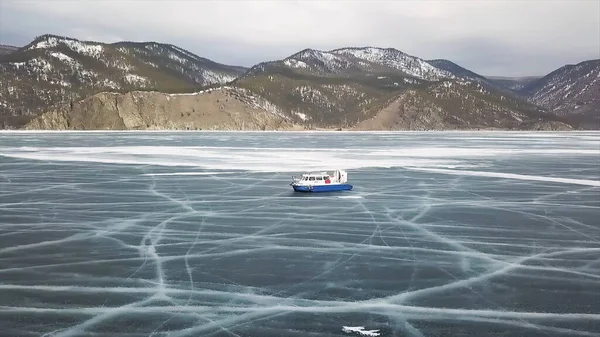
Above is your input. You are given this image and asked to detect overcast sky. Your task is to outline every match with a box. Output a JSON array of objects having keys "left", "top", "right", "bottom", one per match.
[{"left": 1, "top": 0, "right": 598, "bottom": 77}]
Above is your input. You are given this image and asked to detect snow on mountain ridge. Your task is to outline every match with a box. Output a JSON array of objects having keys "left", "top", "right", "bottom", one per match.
[
  {"left": 331, "top": 47, "right": 455, "bottom": 81},
  {"left": 132, "top": 42, "right": 243, "bottom": 85},
  {"left": 286, "top": 49, "right": 356, "bottom": 73},
  {"left": 27, "top": 36, "right": 104, "bottom": 59},
  {"left": 20, "top": 35, "right": 246, "bottom": 87},
  {"left": 277, "top": 46, "right": 456, "bottom": 81}
]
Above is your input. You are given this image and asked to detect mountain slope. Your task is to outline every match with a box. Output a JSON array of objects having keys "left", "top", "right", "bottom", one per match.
[
  {"left": 0, "top": 34, "right": 248, "bottom": 128},
  {"left": 0, "top": 44, "right": 18, "bottom": 55},
  {"left": 4, "top": 37, "right": 578, "bottom": 131},
  {"left": 232, "top": 47, "right": 567, "bottom": 129},
  {"left": 331, "top": 47, "right": 455, "bottom": 80},
  {"left": 485, "top": 75, "right": 543, "bottom": 92},
  {"left": 425, "top": 59, "right": 529, "bottom": 99},
  {"left": 519, "top": 59, "right": 600, "bottom": 129},
  {"left": 426, "top": 59, "right": 485, "bottom": 82},
  {"left": 353, "top": 84, "right": 571, "bottom": 131}
]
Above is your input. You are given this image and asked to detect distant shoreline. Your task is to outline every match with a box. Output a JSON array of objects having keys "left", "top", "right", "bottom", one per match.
[{"left": 1, "top": 129, "right": 597, "bottom": 133}]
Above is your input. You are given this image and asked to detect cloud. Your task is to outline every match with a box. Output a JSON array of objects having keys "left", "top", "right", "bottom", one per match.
[{"left": 0, "top": 0, "right": 598, "bottom": 76}]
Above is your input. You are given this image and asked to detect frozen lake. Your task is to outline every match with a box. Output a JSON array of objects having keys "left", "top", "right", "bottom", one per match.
[{"left": 0, "top": 131, "right": 599, "bottom": 337}]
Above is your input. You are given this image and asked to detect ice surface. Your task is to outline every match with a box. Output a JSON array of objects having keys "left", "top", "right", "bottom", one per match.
[
  {"left": 343, "top": 326, "right": 381, "bottom": 336},
  {"left": 0, "top": 131, "right": 599, "bottom": 337}
]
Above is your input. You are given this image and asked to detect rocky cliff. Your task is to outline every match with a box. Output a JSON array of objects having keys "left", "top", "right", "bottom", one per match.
[
  {"left": 25, "top": 87, "right": 301, "bottom": 131},
  {"left": 25, "top": 85, "right": 573, "bottom": 131}
]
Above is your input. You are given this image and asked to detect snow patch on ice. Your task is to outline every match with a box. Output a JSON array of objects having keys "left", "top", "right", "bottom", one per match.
[{"left": 342, "top": 326, "right": 381, "bottom": 336}]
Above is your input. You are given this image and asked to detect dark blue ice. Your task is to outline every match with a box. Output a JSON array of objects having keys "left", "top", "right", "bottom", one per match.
[{"left": 0, "top": 131, "right": 599, "bottom": 337}]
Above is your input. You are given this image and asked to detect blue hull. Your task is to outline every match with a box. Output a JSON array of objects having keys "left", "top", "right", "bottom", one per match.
[{"left": 292, "top": 184, "right": 353, "bottom": 192}]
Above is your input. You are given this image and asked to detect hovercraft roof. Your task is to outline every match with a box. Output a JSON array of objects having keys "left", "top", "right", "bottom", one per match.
[{"left": 301, "top": 172, "right": 329, "bottom": 177}]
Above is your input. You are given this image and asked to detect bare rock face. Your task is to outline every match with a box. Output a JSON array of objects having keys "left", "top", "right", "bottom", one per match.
[
  {"left": 25, "top": 87, "right": 301, "bottom": 131},
  {"left": 25, "top": 110, "right": 70, "bottom": 130},
  {"left": 352, "top": 91, "right": 449, "bottom": 131}
]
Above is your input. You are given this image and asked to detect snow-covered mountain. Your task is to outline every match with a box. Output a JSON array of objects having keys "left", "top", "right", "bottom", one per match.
[
  {"left": 247, "top": 46, "right": 455, "bottom": 81},
  {"left": 1, "top": 37, "right": 586, "bottom": 131},
  {"left": 0, "top": 34, "right": 247, "bottom": 128},
  {"left": 233, "top": 47, "right": 567, "bottom": 129},
  {"left": 332, "top": 47, "right": 455, "bottom": 80},
  {"left": 519, "top": 59, "right": 600, "bottom": 128}
]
